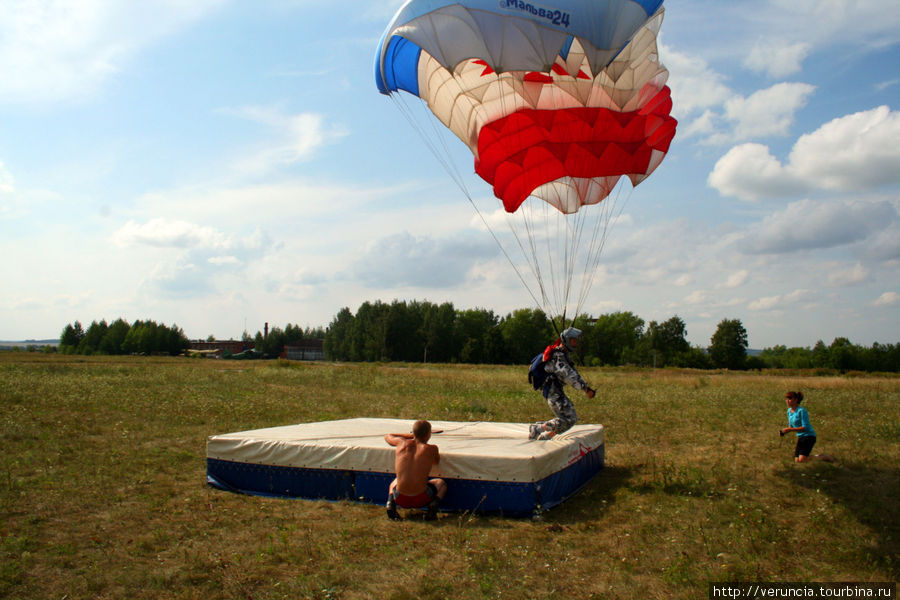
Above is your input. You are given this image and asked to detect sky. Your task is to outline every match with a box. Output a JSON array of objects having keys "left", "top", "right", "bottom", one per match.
[{"left": 0, "top": 0, "right": 898, "bottom": 349}]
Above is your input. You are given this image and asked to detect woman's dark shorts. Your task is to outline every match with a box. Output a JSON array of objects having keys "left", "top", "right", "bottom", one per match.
[{"left": 794, "top": 435, "right": 817, "bottom": 458}]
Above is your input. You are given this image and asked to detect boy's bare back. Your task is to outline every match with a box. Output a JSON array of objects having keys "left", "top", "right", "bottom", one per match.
[{"left": 385, "top": 433, "right": 440, "bottom": 496}]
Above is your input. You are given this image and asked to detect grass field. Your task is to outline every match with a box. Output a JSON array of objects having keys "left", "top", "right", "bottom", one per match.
[{"left": 1, "top": 354, "right": 897, "bottom": 599}]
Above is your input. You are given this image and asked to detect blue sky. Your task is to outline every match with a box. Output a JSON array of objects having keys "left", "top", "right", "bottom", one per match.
[{"left": 1, "top": 0, "right": 898, "bottom": 349}]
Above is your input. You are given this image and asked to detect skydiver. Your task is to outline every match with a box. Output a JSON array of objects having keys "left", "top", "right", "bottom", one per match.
[{"left": 529, "top": 327, "right": 596, "bottom": 441}]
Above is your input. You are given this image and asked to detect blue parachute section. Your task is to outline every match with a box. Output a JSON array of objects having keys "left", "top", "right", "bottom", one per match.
[
  {"left": 375, "top": 0, "right": 665, "bottom": 95},
  {"left": 375, "top": 36, "right": 422, "bottom": 95}
]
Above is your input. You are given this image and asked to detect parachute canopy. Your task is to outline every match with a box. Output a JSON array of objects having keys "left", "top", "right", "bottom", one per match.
[
  {"left": 374, "top": 0, "right": 677, "bottom": 324},
  {"left": 375, "top": 0, "right": 677, "bottom": 214}
]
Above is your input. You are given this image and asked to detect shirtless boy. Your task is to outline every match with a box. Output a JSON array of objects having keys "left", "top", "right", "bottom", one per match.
[{"left": 384, "top": 420, "right": 447, "bottom": 520}]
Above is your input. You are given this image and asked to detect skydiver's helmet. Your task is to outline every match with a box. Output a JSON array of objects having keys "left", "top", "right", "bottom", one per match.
[{"left": 560, "top": 327, "right": 583, "bottom": 351}]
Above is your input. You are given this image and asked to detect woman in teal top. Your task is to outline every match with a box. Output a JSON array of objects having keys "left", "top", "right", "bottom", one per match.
[{"left": 780, "top": 391, "right": 834, "bottom": 463}]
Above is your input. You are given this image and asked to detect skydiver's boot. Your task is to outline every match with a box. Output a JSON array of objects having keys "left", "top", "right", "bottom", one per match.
[{"left": 528, "top": 423, "right": 544, "bottom": 440}]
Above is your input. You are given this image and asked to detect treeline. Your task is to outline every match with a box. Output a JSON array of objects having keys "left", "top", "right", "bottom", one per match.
[
  {"left": 59, "top": 319, "right": 190, "bottom": 356},
  {"left": 324, "top": 300, "right": 900, "bottom": 372},
  {"left": 324, "top": 300, "right": 710, "bottom": 367},
  {"left": 758, "top": 340, "right": 900, "bottom": 373},
  {"left": 46, "top": 303, "right": 899, "bottom": 373}
]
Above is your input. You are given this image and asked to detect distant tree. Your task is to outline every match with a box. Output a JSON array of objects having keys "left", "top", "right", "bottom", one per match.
[
  {"left": 99, "top": 318, "right": 131, "bottom": 355},
  {"left": 324, "top": 307, "right": 354, "bottom": 361},
  {"left": 421, "top": 302, "right": 456, "bottom": 363},
  {"left": 811, "top": 340, "right": 830, "bottom": 368},
  {"left": 708, "top": 318, "right": 748, "bottom": 369},
  {"left": 77, "top": 320, "right": 109, "bottom": 355},
  {"left": 385, "top": 300, "right": 423, "bottom": 362},
  {"left": 354, "top": 301, "right": 391, "bottom": 361},
  {"left": 676, "top": 345, "right": 714, "bottom": 369},
  {"left": 167, "top": 324, "right": 190, "bottom": 355},
  {"left": 828, "top": 337, "right": 859, "bottom": 372},
  {"left": 59, "top": 321, "right": 85, "bottom": 353},
  {"left": 630, "top": 315, "right": 692, "bottom": 367},
  {"left": 454, "top": 307, "right": 499, "bottom": 364},
  {"left": 498, "top": 308, "right": 552, "bottom": 364},
  {"left": 862, "top": 342, "right": 900, "bottom": 372},
  {"left": 585, "top": 311, "right": 645, "bottom": 366},
  {"left": 653, "top": 316, "right": 690, "bottom": 364}
]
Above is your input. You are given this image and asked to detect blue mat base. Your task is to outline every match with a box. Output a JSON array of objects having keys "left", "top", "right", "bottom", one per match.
[{"left": 207, "top": 444, "right": 604, "bottom": 517}]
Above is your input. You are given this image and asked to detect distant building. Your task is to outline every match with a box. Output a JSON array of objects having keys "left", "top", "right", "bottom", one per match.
[
  {"left": 189, "top": 339, "right": 254, "bottom": 358},
  {"left": 282, "top": 339, "right": 325, "bottom": 361}
]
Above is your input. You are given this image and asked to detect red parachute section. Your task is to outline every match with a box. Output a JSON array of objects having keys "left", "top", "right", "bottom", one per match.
[{"left": 475, "top": 87, "right": 677, "bottom": 213}]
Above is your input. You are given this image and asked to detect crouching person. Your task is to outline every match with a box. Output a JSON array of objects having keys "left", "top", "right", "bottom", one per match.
[{"left": 384, "top": 420, "right": 447, "bottom": 520}]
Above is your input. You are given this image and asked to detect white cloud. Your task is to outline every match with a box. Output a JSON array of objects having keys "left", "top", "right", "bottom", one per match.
[
  {"left": 131, "top": 226, "right": 277, "bottom": 299},
  {"left": 708, "top": 143, "right": 808, "bottom": 201},
  {"left": 0, "top": 162, "right": 20, "bottom": 220},
  {"left": 0, "top": 0, "right": 223, "bottom": 105},
  {"left": 144, "top": 259, "right": 214, "bottom": 298},
  {"left": 348, "top": 231, "right": 497, "bottom": 288},
  {"left": 661, "top": 43, "right": 733, "bottom": 120},
  {"left": 748, "top": 288, "right": 813, "bottom": 311},
  {"left": 130, "top": 179, "right": 410, "bottom": 229},
  {"left": 709, "top": 106, "right": 900, "bottom": 200},
  {"left": 748, "top": 295, "right": 781, "bottom": 311},
  {"left": 672, "top": 72, "right": 814, "bottom": 145},
  {"left": 787, "top": 106, "right": 900, "bottom": 190},
  {"left": 785, "top": 289, "right": 813, "bottom": 303},
  {"left": 0, "top": 161, "right": 13, "bottom": 194},
  {"left": 593, "top": 299, "right": 625, "bottom": 314},
  {"left": 871, "top": 291, "right": 899, "bottom": 307},
  {"left": 860, "top": 222, "right": 900, "bottom": 261},
  {"left": 741, "top": 198, "right": 896, "bottom": 254},
  {"left": 208, "top": 255, "right": 240, "bottom": 266},
  {"left": 723, "top": 83, "right": 816, "bottom": 141},
  {"left": 766, "top": 0, "right": 900, "bottom": 49},
  {"left": 720, "top": 269, "right": 749, "bottom": 289},
  {"left": 225, "top": 107, "right": 348, "bottom": 176},
  {"left": 683, "top": 290, "right": 711, "bottom": 305},
  {"left": 827, "top": 263, "right": 870, "bottom": 287},
  {"left": 678, "top": 109, "right": 718, "bottom": 139},
  {"left": 744, "top": 40, "right": 810, "bottom": 78},
  {"left": 111, "top": 218, "right": 228, "bottom": 249}
]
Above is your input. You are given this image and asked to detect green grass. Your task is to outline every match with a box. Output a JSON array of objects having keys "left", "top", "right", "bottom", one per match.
[{"left": 1, "top": 354, "right": 897, "bottom": 599}]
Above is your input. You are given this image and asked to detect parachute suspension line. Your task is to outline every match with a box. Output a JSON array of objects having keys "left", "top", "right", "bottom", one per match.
[
  {"left": 567, "top": 200, "right": 589, "bottom": 316},
  {"left": 510, "top": 201, "right": 552, "bottom": 313},
  {"left": 480, "top": 73, "right": 557, "bottom": 315},
  {"left": 573, "top": 179, "right": 635, "bottom": 318},
  {"left": 571, "top": 188, "right": 609, "bottom": 318},
  {"left": 388, "top": 94, "right": 469, "bottom": 195},
  {"left": 387, "top": 92, "right": 546, "bottom": 312},
  {"left": 494, "top": 74, "right": 562, "bottom": 320}
]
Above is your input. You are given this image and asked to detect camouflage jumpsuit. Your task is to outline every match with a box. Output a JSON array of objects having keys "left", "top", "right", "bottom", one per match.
[{"left": 539, "top": 348, "right": 588, "bottom": 434}]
